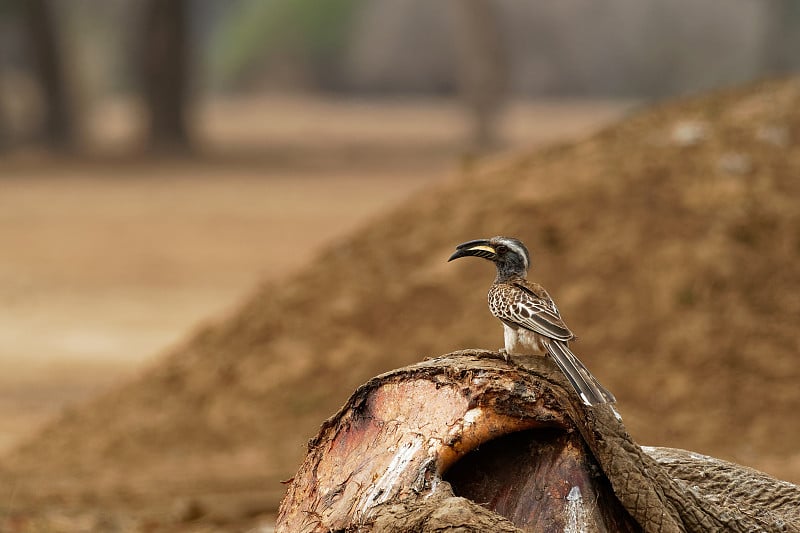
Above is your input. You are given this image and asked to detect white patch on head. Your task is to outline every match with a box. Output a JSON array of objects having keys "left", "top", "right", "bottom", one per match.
[{"left": 496, "top": 238, "right": 529, "bottom": 270}]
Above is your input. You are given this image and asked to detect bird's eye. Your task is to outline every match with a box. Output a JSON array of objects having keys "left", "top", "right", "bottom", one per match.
[{"left": 495, "top": 245, "right": 508, "bottom": 254}]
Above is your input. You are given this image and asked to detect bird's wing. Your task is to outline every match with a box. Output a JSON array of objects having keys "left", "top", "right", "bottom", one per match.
[{"left": 490, "top": 282, "right": 574, "bottom": 341}]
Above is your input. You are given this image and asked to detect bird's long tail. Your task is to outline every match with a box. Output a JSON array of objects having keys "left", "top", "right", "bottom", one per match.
[{"left": 543, "top": 339, "right": 616, "bottom": 406}]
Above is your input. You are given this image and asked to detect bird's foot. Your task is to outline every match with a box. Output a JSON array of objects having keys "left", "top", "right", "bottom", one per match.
[{"left": 499, "top": 348, "right": 511, "bottom": 363}]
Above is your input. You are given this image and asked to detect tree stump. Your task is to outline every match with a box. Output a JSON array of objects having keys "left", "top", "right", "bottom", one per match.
[{"left": 276, "top": 350, "right": 800, "bottom": 532}]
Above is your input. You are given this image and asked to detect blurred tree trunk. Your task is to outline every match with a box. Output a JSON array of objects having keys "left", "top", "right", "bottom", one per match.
[
  {"left": 762, "top": 0, "right": 800, "bottom": 75},
  {"left": 139, "top": 0, "right": 191, "bottom": 153},
  {"left": 450, "top": 0, "right": 508, "bottom": 150},
  {"left": 0, "top": 102, "right": 7, "bottom": 152},
  {"left": 23, "top": 0, "right": 73, "bottom": 151}
]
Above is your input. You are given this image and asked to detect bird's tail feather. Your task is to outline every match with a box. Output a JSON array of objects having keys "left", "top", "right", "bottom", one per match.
[{"left": 543, "top": 339, "right": 616, "bottom": 406}]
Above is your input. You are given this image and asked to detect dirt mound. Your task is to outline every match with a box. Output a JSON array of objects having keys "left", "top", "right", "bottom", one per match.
[{"left": 3, "top": 79, "right": 800, "bottom": 522}]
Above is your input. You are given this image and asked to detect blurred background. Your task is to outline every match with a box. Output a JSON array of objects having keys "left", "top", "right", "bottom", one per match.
[
  {"left": 1, "top": 0, "right": 799, "bottom": 531},
  {"left": 2, "top": 0, "right": 798, "bottom": 156}
]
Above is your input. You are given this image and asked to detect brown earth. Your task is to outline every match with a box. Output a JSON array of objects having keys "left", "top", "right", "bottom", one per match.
[
  {"left": 2, "top": 81, "right": 800, "bottom": 530},
  {"left": 0, "top": 165, "right": 435, "bottom": 452},
  {"left": 0, "top": 97, "right": 630, "bottom": 531},
  {"left": 0, "top": 96, "right": 627, "bottom": 460}
]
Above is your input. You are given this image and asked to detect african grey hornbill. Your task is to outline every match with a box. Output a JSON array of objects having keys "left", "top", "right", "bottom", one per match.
[{"left": 449, "top": 236, "right": 616, "bottom": 406}]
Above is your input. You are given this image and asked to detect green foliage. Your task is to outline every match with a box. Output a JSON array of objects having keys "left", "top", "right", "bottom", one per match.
[{"left": 209, "top": 0, "right": 364, "bottom": 90}]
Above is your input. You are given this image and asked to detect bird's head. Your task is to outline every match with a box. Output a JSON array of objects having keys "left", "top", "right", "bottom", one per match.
[{"left": 448, "top": 236, "right": 530, "bottom": 280}]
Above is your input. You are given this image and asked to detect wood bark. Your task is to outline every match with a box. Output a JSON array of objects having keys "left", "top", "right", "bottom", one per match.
[{"left": 277, "top": 350, "right": 800, "bottom": 532}]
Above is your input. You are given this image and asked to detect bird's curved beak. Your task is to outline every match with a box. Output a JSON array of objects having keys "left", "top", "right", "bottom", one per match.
[{"left": 448, "top": 239, "right": 497, "bottom": 261}]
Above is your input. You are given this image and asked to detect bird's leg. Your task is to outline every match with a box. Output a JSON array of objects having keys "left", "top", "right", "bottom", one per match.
[{"left": 499, "top": 348, "right": 510, "bottom": 362}]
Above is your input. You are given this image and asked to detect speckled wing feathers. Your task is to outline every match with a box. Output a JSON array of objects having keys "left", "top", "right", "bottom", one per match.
[
  {"left": 488, "top": 279, "right": 616, "bottom": 406},
  {"left": 488, "top": 281, "right": 573, "bottom": 341}
]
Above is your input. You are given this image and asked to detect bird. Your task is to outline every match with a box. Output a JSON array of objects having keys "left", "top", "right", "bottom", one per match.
[{"left": 448, "top": 236, "right": 616, "bottom": 406}]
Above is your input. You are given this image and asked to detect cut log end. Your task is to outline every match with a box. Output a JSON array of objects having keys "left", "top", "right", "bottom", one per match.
[{"left": 276, "top": 350, "right": 800, "bottom": 533}]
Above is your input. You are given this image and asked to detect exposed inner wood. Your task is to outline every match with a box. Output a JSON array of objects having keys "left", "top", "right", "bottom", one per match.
[{"left": 445, "top": 428, "right": 639, "bottom": 532}]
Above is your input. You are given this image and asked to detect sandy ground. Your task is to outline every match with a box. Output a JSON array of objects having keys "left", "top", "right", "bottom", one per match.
[
  {"left": 0, "top": 96, "right": 630, "bottom": 455},
  {"left": 0, "top": 167, "right": 434, "bottom": 453}
]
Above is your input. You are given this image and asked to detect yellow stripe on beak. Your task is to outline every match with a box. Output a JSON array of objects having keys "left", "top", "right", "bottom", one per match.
[{"left": 467, "top": 245, "right": 496, "bottom": 254}]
